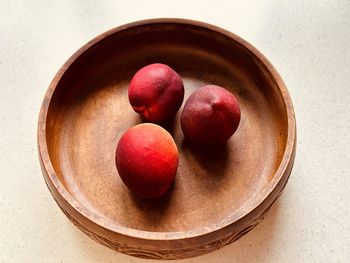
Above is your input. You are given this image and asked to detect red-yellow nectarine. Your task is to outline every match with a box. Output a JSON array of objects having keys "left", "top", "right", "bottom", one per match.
[{"left": 115, "top": 123, "right": 178, "bottom": 198}]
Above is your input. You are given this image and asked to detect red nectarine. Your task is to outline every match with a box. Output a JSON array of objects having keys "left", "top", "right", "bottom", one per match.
[
  {"left": 181, "top": 85, "right": 241, "bottom": 146},
  {"left": 128, "top": 63, "right": 184, "bottom": 123}
]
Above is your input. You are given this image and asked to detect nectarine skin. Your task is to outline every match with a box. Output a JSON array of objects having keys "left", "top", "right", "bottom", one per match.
[
  {"left": 181, "top": 85, "right": 241, "bottom": 147},
  {"left": 115, "top": 123, "right": 178, "bottom": 198},
  {"left": 128, "top": 63, "right": 184, "bottom": 123}
]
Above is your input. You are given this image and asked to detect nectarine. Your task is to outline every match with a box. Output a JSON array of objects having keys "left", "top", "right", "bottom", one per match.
[
  {"left": 128, "top": 63, "right": 184, "bottom": 123},
  {"left": 181, "top": 85, "right": 241, "bottom": 146},
  {"left": 115, "top": 123, "right": 178, "bottom": 198}
]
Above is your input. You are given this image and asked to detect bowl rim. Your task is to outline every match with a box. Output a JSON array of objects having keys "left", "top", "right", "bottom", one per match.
[{"left": 38, "top": 18, "right": 296, "bottom": 241}]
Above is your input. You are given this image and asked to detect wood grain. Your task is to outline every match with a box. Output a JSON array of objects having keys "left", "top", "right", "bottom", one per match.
[{"left": 38, "top": 18, "right": 296, "bottom": 259}]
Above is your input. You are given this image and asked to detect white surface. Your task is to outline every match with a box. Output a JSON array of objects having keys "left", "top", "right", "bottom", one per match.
[{"left": 1, "top": 1, "right": 350, "bottom": 262}]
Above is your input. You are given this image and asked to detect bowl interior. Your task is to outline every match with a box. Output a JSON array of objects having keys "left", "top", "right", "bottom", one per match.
[{"left": 45, "top": 23, "right": 288, "bottom": 233}]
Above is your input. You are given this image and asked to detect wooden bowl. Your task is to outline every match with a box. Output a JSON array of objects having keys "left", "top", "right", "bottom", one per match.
[{"left": 38, "top": 19, "right": 296, "bottom": 260}]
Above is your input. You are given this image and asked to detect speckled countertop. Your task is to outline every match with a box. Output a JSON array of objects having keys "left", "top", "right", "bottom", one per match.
[{"left": 1, "top": 1, "right": 349, "bottom": 262}]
